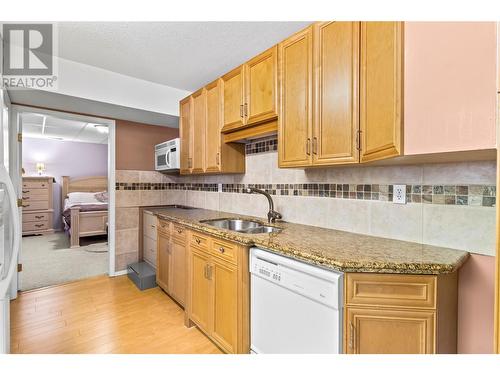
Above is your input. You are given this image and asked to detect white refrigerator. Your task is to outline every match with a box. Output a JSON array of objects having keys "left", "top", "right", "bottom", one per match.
[{"left": 0, "top": 88, "right": 21, "bottom": 354}]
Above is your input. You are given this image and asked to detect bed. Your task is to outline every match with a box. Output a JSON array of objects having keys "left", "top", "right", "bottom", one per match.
[{"left": 61, "top": 176, "right": 108, "bottom": 248}]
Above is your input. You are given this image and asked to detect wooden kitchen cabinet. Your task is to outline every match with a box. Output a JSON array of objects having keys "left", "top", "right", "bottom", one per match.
[
  {"left": 179, "top": 96, "right": 193, "bottom": 174},
  {"left": 344, "top": 272, "right": 458, "bottom": 354},
  {"left": 156, "top": 219, "right": 187, "bottom": 308},
  {"left": 189, "top": 247, "right": 212, "bottom": 332},
  {"left": 278, "top": 25, "right": 313, "bottom": 167},
  {"left": 222, "top": 46, "right": 278, "bottom": 134},
  {"left": 205, "top": 79, "right": 245, "bottom": 174},
  {"left": 169, "top": 236, "right": 187, "bottom": 306},
  {"left": 186, "top": 231, "right": 250, "bottom": 354},
  {"left": 279, "top": 21, "right": 403, "bottom": 168},
  {"left": 313, "top": 21, "right": 360, "bottom": 165},
  {"left": 191, "top": 88, "right": 206, "bottom": 174},
  {"left": 359, "top": 22, "right": 403, "bottom": 162},
  {"left": 156, "top": 229, "right": 170, "bottom": 292},
  {"left": 211, "top": 257, "right": 238, "bottom": 353}
]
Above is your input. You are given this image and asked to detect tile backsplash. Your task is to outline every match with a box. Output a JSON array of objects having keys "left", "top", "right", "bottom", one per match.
[{"left": 113, "top": 146, "right": 496, "bottom": 271}]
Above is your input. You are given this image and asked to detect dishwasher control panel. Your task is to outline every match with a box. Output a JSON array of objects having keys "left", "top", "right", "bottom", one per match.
[{"left": 254, "top": 260, "right": 281, "bottom": 282}]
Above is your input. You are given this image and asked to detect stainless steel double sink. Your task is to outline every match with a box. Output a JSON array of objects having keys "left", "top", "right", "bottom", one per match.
[{"left": 199, "top": 218, "right": 282, "bottom": 234}]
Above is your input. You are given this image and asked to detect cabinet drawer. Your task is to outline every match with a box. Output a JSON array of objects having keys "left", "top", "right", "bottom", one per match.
[
  {"left": 157, "top": 219, "right": 170, "bottom": 235},
  {"left": 22, "top": 189, "right": 49, "bottom": 201},
  {"left": 22, "top": 180, "right": 49, "bottom": 189},
  {"left": 211, "top": 238, "right": 237, "bottom": 264},
  {"left": 23, "top": 212, "right": 50, "bottom": 223},
  {"left": 191, "top": 232, "right": 209, "bottom": 250},
  {"left": 345, "top": 273, "right": 436, "bottom": 309},
  {"left": 22, "top": 200, "right": 49, "bottom": 211},
  {"left": 143, "top": 213, "right": 157, "bottom": 240},
  {"left": 172, "top": 224, "right": 187, "bottom": 241},
  {"left": 23, "top": 220, "right": 49, "bottom": 232},
  {"left": 143, "top": 236, "right": 157, "bottom": 267}
]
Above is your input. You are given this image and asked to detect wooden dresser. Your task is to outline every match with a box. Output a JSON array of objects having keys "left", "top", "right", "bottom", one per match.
[{"left": 22, "top": 176, "right": 55, "bottom": 236}]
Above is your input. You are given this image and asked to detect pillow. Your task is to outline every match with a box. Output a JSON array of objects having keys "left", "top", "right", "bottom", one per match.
[
  {"left": 67, "top": 192, "right": 101, "bottom": 205},
  {"left": 94, "top": 191, "right": 108, "bottom": 203}
]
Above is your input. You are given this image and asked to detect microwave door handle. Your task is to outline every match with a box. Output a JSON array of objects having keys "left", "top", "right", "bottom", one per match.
[{"left": 165, "top": 149, "right": 171, "bottom": 168}]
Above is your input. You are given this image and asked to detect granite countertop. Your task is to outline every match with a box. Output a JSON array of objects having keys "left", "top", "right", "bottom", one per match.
[{"left": 145, "top": 206, "right": 469, "bottom": 275}]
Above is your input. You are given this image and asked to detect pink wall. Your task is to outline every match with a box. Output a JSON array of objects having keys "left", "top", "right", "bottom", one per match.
[
  {"left": 22, "top": 138, "right": 108, "bottom": 230},
  {"left": 404, "top": 22, "right": 497, "bottom": 155},
  {"left": 458, "top": 254, "right": 496, "bottom": 353}
]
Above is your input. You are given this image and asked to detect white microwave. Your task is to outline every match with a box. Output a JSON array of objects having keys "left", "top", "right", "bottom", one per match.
[{"left": 155, "top": 138, "right": 180, "bottom": 172}]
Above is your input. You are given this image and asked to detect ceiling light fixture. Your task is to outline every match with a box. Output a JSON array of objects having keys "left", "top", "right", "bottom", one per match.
[{"left": 92, "top": 124, "right": 109, "bottom": 134}]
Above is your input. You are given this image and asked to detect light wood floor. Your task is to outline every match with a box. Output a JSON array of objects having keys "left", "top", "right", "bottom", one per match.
[{"left": 10, "top": 275, "right": 222, "bottom": 354}]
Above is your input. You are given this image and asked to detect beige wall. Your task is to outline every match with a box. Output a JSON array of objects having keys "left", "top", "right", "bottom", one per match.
[{"left": 116, "top": 120, "right": 178, "bottom": 171}]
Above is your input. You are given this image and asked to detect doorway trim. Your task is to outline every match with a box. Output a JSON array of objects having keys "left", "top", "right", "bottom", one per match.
[{"left": 11, "top": 105, "right": 117, "bottom": 278}]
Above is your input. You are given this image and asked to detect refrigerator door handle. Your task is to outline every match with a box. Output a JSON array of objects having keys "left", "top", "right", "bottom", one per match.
[{"left": 0, "top": 165, "right": 21, "bottom": 297}]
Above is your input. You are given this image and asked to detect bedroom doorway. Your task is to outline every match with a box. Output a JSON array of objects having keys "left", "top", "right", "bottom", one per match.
[{"left": 14, "top": 107, "right": 115, "bottom": 291}]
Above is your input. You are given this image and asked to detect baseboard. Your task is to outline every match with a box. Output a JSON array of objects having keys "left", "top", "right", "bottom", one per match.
[{"left": 112, "top": 270, "right": 128, "bottom": 277}]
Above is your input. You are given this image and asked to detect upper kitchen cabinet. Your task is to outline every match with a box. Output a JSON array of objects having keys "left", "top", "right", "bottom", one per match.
[
  {"left": 179, "top": 96, "right": 193, "bottom": 174},
  {"left": 278, "top": 26, "right": 313, "bottom": 167},
  {"left": 191, "top": 88, "right": 207, "bottom": 174},
  {"left": 221, "top": 46, "right": 279, "bottom": 137},
  {"left": 403, "top": 22, "right": 497, "bottom": 155},
  {"left": 205, "top": 79, "right": 245, "bottom": 174},
  {"left": 222, "top": 66, "right": 245, "bottom": 131},
  {"left": 279, "top": 22, "right": 362, "bottom": 167},
  {"left": 359, "top": 22, "right": 403, "bottom": 163},
  {"left": 313, "top": 21, "right": 360, "bottom": 165}
]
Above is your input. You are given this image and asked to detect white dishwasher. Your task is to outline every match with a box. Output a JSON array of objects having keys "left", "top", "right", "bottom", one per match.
[{"left": 250, "top": 247, "right": 343, "bottom": 354}]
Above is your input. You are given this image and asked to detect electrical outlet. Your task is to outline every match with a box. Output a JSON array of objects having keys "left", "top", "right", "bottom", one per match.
[{"left": 393, "top": 184, "right": 406, "bottom": 204}]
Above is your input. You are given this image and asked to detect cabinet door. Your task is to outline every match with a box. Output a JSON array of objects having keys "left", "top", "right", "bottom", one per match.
[
  {"left": 313, "top": 21, "right": 359, "bottom": 165},
  {"left": 222, "top": 66, "right": 245, "bottom": 131},
  {"left": 360, "top": 22, "right": 403, "bottom": 163},
  {"left": 190, "top": 248, "right": 212, "bottom": 333},
  {"left": 156, "top": 231, "right": 170, "bottom": 292},
  {"left": 245, "top": 46, "right": 278, "bottom": 125},
  {"left": 205, "top": 79, "right": 222, "bottom": 173},
  {"left": 169, "top": 237, "right": 186, "bottom": 307},
  {"left": 179, "top": 96, "right": 192, "bottom": 174},
  {"left": 345, "top": 307, "right": 435, "bottom": 354},
  {"left": 278, "top": 26, "right": 313, "bottom": 167},
  {"left": 191, "top": 88, "right": 206, "bottom": 173},
  {"left": 210, "top": 258, "right": 238, "bottom": 353}
]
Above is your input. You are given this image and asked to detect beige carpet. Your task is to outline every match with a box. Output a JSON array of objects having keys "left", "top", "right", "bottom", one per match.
[{"left": 21, "top": 232, "right": 108, "bottom": 291}]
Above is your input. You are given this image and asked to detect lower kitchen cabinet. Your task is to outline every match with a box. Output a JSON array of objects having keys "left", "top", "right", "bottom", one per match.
[
  {"left": 344, "top": 272, "right": 458, "bottom": 354},
  {"left": 189, "top": 248, "right": 212, "bottom": 331},
  {"left": 156, "top": 219, "right": 187, "bottom": 308},
  {"left": 186, "top": 231, "right": 249, "bottom": 354},
  {"left": 156, "top": 229, "right": 170, "bottom": 292}
]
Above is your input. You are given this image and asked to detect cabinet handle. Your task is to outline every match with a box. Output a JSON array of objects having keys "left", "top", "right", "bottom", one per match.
[
  {"left": 35, "top": 215, "right": 44, "bottom": 219},
  {"left": 22, "top": 190, "right": 29, "bottom": 194},
  {"left": 349, "top": 322, "right": 355, "bottom": 350},
  {"left": 151, "top": 225, "right": 155, "bottom": 228},
  {"left": 22, "top": 196, "right": 29, "bottom": 200},
  {"left": 216, "top": 152, "right": 220, "bottom": 165},
  {"left": 306, "top": 138, "right": 311, "bottom": 156},
  {"left": 356, "top": 130, "right": 362, "bottom": 151},
  {"left": 177, "top": 228, "right": 183, "bottom": 234},
  {"left": 240, "top": 104, "right": 244, "bottom": 118},
  {"left": 207, "top": 265, "right": 212, "bottom": 280},
  {"left": 188, "top": 158, "right": 192, "bottom": 168},
  {"left": 195, "top": 237, "right": 201, "bottom": 244},
  {"left": 35, "top": 224, "right": 44, "bottom": 228},
  {"left": 244, "top": 103, "right": 248, "bottom": 117},
  {"left": 313, "top": 137, "right": 318, "bottom": 155},
  {"left": 218, "top": 247, "right": 225, "bottom": 254},
  {"left": 22, "top": 203, "right": 30, "bottom": 208},
  {"left": 204, "top": 264, "right": 208, "bottom": 279}
]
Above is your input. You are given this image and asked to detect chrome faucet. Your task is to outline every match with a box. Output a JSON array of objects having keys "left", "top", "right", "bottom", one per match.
[{"left": 243, "top": 187, "right": 282, "bottom": 223}]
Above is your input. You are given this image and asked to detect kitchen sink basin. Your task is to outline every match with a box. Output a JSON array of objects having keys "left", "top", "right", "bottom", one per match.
[{"left": 199, "top": 218, "right": 282, "bottom": 234}]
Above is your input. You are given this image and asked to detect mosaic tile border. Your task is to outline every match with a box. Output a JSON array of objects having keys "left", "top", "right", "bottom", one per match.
[
  {"left": 245, "top": 136, "right": 278, "bottom": 155},
  {"left": 116, "top": 182, "right": 496, "bottom": 207}
]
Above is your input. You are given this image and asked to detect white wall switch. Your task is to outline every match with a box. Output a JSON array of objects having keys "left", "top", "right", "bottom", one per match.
[{"left": 393, "top": 184, "right": 406, "bottom": 204}]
